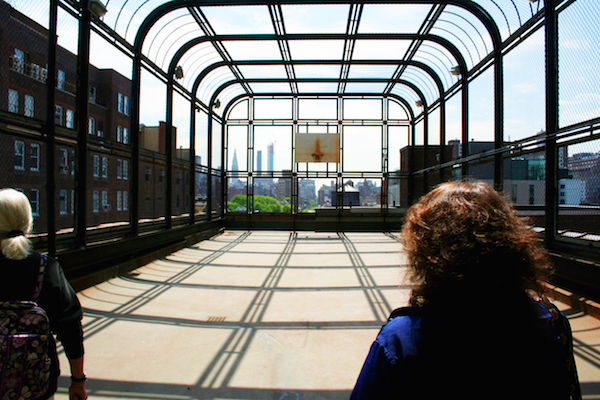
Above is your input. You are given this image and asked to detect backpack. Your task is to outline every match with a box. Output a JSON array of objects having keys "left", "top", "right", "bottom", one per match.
[{"left": 0, "top": 254, "right": 52, "bottom": 400}]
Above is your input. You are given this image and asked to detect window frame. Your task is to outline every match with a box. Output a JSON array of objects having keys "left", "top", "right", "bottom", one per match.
[
  {"left": 66, "top": 109, "right": 75, "bottom": 129},
  {"left": 88, "top": 116, "right": 95, "bottom": 135},
  {"left": 55, "top": 105, "right": 63, "bottom": 125},
  {"left": 24, "top": 94, "right": 34, "bottom": 117},
  {"left": 93, "top": 191, "right": 100, "bottom": 213},
  {"left": 57, "top": 69, "right": 65, "bottom": 90},
  {"left": 30, "top": 143, "right": 40, "bottom": 171},
  {"left": 101, "top": 157, "right": 109, "bottom": 178},
  {"left": 8, "top": 89, "right": 19, "bottom": 113},
  {"left": 93, "top": 155, "right": 100, "bottom": 177},
  {"left": 30, "top": 189, "right": 40, "bottom": 216},
  {"left": 59, "top": 189, "right": 68, "bottom": 215},
  {"left": 60, "top": 148, "right": 69, "bottom": 174},
  {"left": 14, "top": 140, "right": 25, "bottom": 170}
]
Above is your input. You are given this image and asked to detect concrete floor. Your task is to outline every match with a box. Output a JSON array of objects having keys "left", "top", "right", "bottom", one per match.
[{"left": 55, "top": 231, "right": 600, "bottom": 400}]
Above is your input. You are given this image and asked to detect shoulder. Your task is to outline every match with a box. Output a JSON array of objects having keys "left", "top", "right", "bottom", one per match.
[{"left": 374, "top": 307, "right": 429, "bottom": 363}]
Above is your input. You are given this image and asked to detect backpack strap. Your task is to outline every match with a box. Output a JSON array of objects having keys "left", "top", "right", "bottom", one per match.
[{"left": 32, "top": 253, "right": 47, "bottom": 301}]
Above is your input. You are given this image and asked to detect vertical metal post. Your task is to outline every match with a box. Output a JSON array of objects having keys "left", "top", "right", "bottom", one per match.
[
  {"left": 422, "top": 105, "right": 429, "bottom": 194},
  {"left": 45, "top": 0, "right": 58, "bottom": 257},
  {"left": 75, "top": 0, "right": 91, "bottom": 248},
  {"left": 207, "top": 105, "right": 213, "bottom": 217},
  {"left": 494, "top": 55, "right": 504, "bottom": 191},
  {"left": 165, "top": 78, "right": 173, "bottom": 229},
  {"left": 461, "top": 77, "right": 469, "bottom": 179},
  {"left": 439, "top": 99, "right": 446, "bottom": 183},
  {"left": 408, "top": 120, "right": 416, "bottom": 206},
  {"left": 220, "top": 117, "right": 226, "bottom": 217},
  {"left": 130, "top": 59, "right": 141, "bottom": 236},
  {"left": 545, "top": 0, "right": 558, "bottom": 248},
  {"left": 189, "top": 101, "right": 197, "bottom": 225}
]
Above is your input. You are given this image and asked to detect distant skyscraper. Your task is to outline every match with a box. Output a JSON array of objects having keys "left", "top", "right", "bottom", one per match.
[
  {"left": 268, "top": 142, "right": 274, "bottom": 171},
  {"left": 231, "top": 148, "right": 239, "bottom": 178},
  {"left": 257, "top": 150, "right": 262, "bottom": 174}
]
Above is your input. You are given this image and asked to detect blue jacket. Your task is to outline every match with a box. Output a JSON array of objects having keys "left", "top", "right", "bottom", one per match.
[{"left": 350, "top": 298, "right": 581, "bottom": 400}]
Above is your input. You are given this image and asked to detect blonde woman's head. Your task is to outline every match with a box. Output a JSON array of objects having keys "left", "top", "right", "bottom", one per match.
[{"left": 0, "top": 188, "right": 33, "bottom": 260}]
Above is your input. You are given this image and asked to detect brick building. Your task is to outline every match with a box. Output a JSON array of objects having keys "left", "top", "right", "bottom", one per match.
[{"left": 0, "top": 1, "right": 190, "bottom": 233}]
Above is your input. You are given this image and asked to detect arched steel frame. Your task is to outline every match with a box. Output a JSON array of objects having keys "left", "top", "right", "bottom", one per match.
[
  {"left": 159, "top": 32, "right": 469, "bottom": 220},
  {"left": 44, "top": 0, "right": 497, "bottom": 239}
]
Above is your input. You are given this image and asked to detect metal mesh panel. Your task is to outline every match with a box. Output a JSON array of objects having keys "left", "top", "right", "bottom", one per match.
[
  {"left": 558, "top": 0, "right": 600, "bottom": 128},
  {"left": 557, "top": 139, "right": 600, "bottom": 241},
  {"left": 196, "top": 171, "right": 208, "bottom": 216},
  {"left": 211, "top": 174, "right": 223, "bottom": 215},
  {"left": 172, "top": 162, "right": 191, "bottom": 220}
]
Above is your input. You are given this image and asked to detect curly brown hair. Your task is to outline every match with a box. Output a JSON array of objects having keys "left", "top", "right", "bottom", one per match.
[{"left": 401, "top": 181, "right": 551, "bottom": 307}]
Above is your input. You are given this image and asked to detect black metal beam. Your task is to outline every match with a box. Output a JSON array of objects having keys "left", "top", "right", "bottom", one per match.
[
  {"left": 545, "top": 0, "right": 558, "bottom": 249},
  {"left": 45, "top": 0, "right": 58, "bottom": 257},
  {"left": 75, "top": 0, "right": 91, "bottom": 248},
  {"left": 130, "top": 63, "right": 142, "bottom": 236}
]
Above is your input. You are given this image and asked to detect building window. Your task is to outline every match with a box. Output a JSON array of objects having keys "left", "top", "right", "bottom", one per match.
[
  {"left": 118, "top": 93, "right": 124, "bottom": 113},
  {"left": 12, "top": 49, "right": 25, "bottom": 73},
  {"left": 71, "top": 150, "right": 76, "bottom": 175},
  {"left": 29, "top": 189, "right": 39, "bottom": 216},
  {"left": 24, "top": 95, "right": 34, "bottom": 117},
  {"left": 59, "top": 189, "right": 68, "bottom": 215},
  {"left": 88, "top": 117, "right": 95, "bottom": 135},
  {"left": 66, "top": 109, "right": 75, "bottom": 129},
  {"left": 529, "top": 185, "right": 535, "bottom": 205},
  {"left": 159, "top": 169, "right": 164, "bottom": 183},
  {"left": 60, "top": 149, "right": 69, "bottom": 174},
  {"left": 93, "top": 155, "right": 100, "bottom": 177},
  {"left": 145, "top": 196, "right": 151, "bottom": 212},
  {"left": 93, "top": 191, "right": 99, "bottom": 212},
  {"left": 117, "top": 125, "right": 123, "bottom": 142},
  {"left": 97, "top": 120, "right": 104, "bottom": 137},
  {"left": 55, "top": 105, "right": 63, "bottom": 125},
  {"left": 8, "top": 89, "right": 19, "bottom": 113},
  {"left": 71, "top": 190, "right": 75, "bottom": 214},
  {"left": 123, "top": 160, "right": 129, "bottom": 180},
  {"left": 102, "top": 191, "right": 109, "bottom": 211},
  {"left": 123, "top": 191, "right": 129, "bottom": 211},
  {"left": 117, "top": 191, "right": 122, "bottom": 211},
  {"left": 124, "top": 96, "right": 129, "bottom": 116},
  {"left": 123, "top": 127, "right": 129, "bottom": 144},
  {"left": 15, "top": 141, "right": 25, "bottom": 170},
  {"left": 102, "top": 157, "right": 108, "bottom": 178},
  {"left": 57, "top": 69, "right": 65, "bottom": 90},
  {"left": 117, "top": 159, "right": 123, "bottom": 179},
  {"left": 30, "top": 144, "right": 40, "bottom": 171},
  {"left": 89, "top": 86, "right": 97, "bottom": 103}
]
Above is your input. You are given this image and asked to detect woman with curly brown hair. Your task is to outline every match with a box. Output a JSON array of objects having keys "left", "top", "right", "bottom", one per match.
[{"left": 350, "top": 181, "right": 581, "bottom": 400}]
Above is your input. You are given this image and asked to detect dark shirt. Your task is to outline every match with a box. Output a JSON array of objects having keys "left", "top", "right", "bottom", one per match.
[
  {"left": 0, "top": 252, "right": 84, "bottom": 398},
  {"left": 350, "top": 298, "right": 581, "bottom": 400}
]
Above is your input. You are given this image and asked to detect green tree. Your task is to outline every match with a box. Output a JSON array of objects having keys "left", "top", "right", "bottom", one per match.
[
  {"left": 227, "top": 194, "right": 247, "bottom": 212},
  {"left": 253, "top": 195, "right": 282, "bottom": 212}
]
